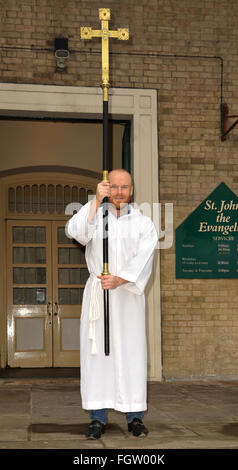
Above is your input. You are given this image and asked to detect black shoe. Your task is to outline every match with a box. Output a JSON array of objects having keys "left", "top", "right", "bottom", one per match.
[
  {"left": 128, "top": 418, "right": 148, "bottom": 437},
  {"left": 85, "top": 420, "right": 105, "bottom": 439}
]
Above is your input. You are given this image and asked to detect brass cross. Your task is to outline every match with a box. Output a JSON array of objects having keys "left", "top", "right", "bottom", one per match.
[{"left": 81, "top": 8, "right": 129, "bottom": 101}]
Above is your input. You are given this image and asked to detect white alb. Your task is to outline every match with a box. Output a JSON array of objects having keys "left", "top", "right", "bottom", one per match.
[{"left": 66, "top": 201, "right": 158, "bottom": 412}]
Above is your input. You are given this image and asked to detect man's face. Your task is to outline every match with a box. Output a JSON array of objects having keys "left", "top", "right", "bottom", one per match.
[{"left": 108, "top": 171, "right": 133, "bottom": 210}]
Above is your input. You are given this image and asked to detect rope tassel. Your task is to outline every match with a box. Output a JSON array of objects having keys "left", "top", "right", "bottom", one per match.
[{"left": 89, "top": 275, "right": 101, "bottom": 354}]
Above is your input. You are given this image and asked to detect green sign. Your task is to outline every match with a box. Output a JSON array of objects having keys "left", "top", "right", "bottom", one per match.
[{"left": 176, "top": 182, "right": 238, "bottom": 278}]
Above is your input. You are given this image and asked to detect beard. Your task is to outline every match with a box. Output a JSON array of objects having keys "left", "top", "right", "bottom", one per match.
[{"left": 108, "top": 195, "right": 130, "bottom": 210}]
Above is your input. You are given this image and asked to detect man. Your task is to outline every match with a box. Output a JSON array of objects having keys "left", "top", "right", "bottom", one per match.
[{"left": 66, "top": 169, "right": 158, "bottom": 439}]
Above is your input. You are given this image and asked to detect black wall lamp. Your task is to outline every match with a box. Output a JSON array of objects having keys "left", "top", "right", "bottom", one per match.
[
  {"left": 221, "top": 103, "right": 238, "bottom": 141},
  {"left": 54, "top": 37, "right": 70, "bottom": 70}
]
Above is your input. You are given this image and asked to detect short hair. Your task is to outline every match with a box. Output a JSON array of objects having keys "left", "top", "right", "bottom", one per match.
[{"left": 109, "top": 169, "right": 133, "bottom": 186}]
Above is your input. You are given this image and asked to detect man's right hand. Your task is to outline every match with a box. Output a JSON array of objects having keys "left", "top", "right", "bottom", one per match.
[
  {"left": 96, "top": 181, "right": 111, "bottom": 205},
  {"left": 88, "top": 181, "right": 111, "bottom": 223}
]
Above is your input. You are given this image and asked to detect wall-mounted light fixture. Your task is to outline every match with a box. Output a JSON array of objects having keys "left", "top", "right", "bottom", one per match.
[
  {"left": 221, "top": 103, "right": 238, "bottom": 141},
  {"left": 54, "top": 37, "right": 69, "bottom": 70}
]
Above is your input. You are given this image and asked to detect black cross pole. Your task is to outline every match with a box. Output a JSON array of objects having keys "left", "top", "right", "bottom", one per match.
[
  {"left": 81, "top": 8, "right": 129, "bottom": 355},
  {"left": 102, "top": 99, "right": 110, "bottom": 356}
]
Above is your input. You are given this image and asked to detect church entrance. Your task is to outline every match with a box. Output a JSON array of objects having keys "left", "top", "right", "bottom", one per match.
[{"left": 0, "top": 84, "right": 161, "bottom": 380}]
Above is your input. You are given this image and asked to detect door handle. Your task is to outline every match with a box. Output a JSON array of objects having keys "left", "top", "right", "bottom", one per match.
[
  {"left": 53, "top": 302, "right": 59, "bottom": 316},
  {"left": 47, "top": 301, "right": 52, "bottom": 316}
]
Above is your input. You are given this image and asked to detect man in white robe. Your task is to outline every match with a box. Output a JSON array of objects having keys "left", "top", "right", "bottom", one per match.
[{"left": 66, "top": 169, "right": 158, "bottom": 439}]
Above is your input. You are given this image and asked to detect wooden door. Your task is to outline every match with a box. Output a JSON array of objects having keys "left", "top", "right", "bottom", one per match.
[{"left": 7, "top": 220, "right": 88, "bottom": 367}]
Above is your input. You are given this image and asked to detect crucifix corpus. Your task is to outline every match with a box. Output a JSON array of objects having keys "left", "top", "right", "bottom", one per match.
[{"left": 80, "top": 9, "right": 129, "bottom": 356}]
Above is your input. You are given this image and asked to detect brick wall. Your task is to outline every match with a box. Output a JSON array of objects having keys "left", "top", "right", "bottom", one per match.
[{"left": 1, "top": 0, "right": 238, "bottom": 379}]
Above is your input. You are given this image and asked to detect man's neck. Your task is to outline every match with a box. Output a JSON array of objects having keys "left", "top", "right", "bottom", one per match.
[
  {"left": 118, "top": 204, "right": 131, "bottom": 217},
  {"left": 110, "top": 203, "right": 130, "bottom": 218}
]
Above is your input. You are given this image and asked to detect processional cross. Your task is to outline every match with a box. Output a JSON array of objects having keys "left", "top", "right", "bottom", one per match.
[{"left": 81, "top": 9, "right": 129, "bottom": 355}]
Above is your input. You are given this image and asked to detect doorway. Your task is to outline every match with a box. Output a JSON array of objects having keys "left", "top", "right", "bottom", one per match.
[{"left": 0, "top": 84, "right": 161, "bottom": 380}]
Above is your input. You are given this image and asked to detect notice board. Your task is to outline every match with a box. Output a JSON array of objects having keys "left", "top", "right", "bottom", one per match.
[{"left": 176, "top": 182, "right": 238, "bottom": 278}]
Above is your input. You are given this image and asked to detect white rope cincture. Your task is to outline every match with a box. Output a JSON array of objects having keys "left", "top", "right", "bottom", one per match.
[{"left": 88, "top": 274, "right": 101, "bottom": 355}]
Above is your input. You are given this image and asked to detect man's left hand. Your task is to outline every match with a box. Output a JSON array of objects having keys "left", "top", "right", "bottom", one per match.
[{"left": 97, "top": 274, "right": 127, "bottom": 290}]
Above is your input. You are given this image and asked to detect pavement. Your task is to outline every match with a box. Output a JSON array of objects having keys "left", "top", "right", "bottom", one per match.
[{"left": 0, "top": 373, "right": 238, "bottom": 450}]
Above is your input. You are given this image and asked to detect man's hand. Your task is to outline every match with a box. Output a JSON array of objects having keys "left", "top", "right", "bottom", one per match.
[
  {"left": 97, "top": 274, "right": 128, "bottom": 290},
  {"left": 96, "top": 181, "right": 111, "bottom": 205},
  {"left": 88, "top": 181, "right": 111, "bottom": 223}
]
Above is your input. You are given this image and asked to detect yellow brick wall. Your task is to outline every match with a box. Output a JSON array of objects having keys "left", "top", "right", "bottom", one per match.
[{"left": 1, "top": 0, "right": 238, "bottom": 379}]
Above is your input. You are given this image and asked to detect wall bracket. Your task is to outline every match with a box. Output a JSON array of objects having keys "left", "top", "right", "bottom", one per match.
[{"left": 221, "top": 103, "right": 238, "bottom": 141}]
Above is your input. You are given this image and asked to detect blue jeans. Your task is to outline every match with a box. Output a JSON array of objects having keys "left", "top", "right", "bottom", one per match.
[{"left": 90, "top": 408, "right": 143, "bottom": 425}]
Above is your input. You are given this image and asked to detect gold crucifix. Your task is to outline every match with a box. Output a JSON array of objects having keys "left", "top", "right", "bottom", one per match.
[{"left": 80, "top": 8, "right": 129, "bottom": 101}]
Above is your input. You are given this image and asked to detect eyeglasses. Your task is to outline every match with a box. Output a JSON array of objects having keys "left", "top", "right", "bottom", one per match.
[{"left": 110, "top": 185, "right": 130, "bottom": 191}]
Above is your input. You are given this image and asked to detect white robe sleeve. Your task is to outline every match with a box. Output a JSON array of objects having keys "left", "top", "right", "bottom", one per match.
[
  {"left": 65, "top": 201, "right": 97, "bottom": 246},
  {"left": 117, "top": 217, "right": 158, "bottom": 295}
]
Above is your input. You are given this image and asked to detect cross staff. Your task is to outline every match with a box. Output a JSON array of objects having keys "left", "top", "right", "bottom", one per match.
[{"left": 81, "top": 9, "right": 129, "bottom": 355}]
